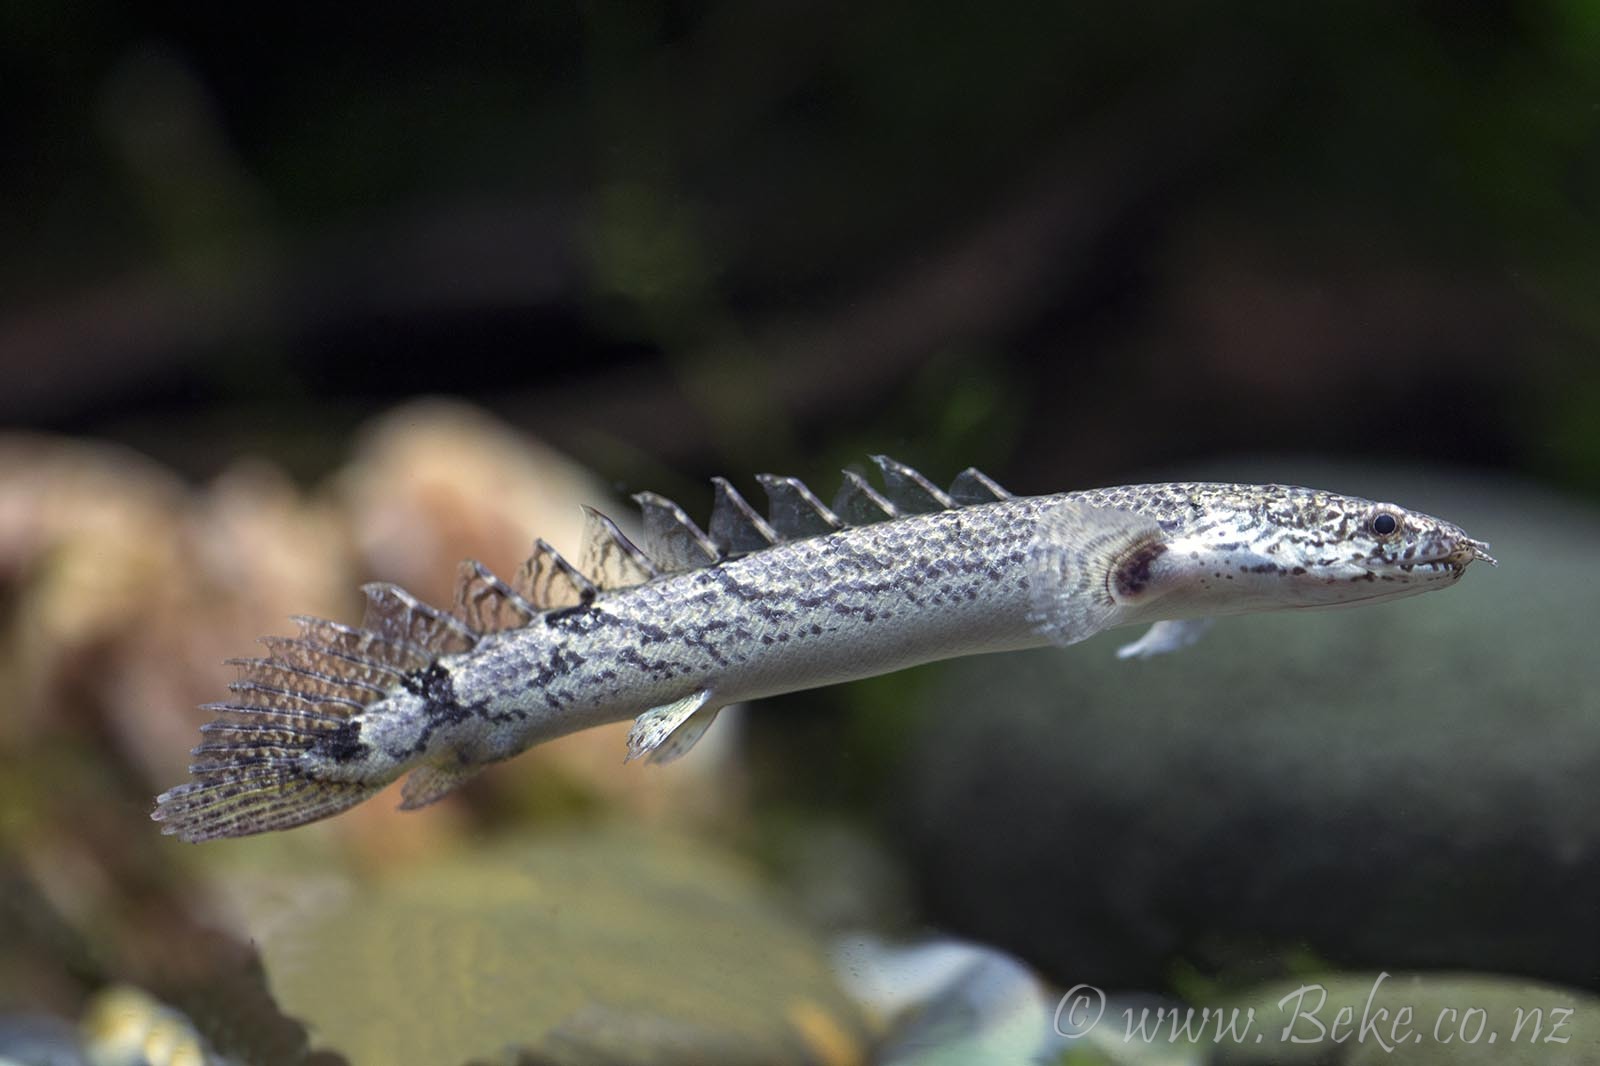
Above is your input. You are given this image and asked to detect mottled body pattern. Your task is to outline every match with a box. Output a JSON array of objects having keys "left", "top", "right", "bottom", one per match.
[{"left": 154, "top": 460, "right": 1494, "bottom": 841}]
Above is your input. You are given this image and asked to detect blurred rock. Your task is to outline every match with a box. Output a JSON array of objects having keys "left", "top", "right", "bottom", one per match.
[
  {"left": 0, "top": 434, "right": 352, "bottom": 796},
  {"left": 831, "top": 934, "right": 1201, "bottom": 1066},
  {"left": 833, "top": 935, "right": 1058, "bottom": 1066},
  {"left": 81, "top": 984, "right": 226, "bottom": 1066},
  {"left": 0, "top": 981, "right": 340, "bottom": 1066},
  {"left": 112, "top": 460, "right": 355, "bottom": 790},
  {"left": 0, "top": 1014, "right": 87, "bottom": 1066},
  {"left": 891, "top": 466, "right": 1600, "bottom": 990},
  {"left": 244, "top": 828, "right": 868, "bottom": 1066},
  {"left": 335, "top": 399, "right": 603, "bottom": 606},
  {"left": 0, "top": 435, "right": 187, "bottom": 743}
]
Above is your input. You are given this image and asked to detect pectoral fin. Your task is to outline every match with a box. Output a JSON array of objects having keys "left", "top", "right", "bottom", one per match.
[
  {"left": 626, "top": 690, "right": 722, "bottom": 765},
  {"left": 1027, "top": 501, "right": 1168, "bottom": 647},
  {"left": 399, "top": 762, "right": 484, "bottom": 810},
  {"left": 1115, "top": 618, "right": 1215, "bottom": 660}
]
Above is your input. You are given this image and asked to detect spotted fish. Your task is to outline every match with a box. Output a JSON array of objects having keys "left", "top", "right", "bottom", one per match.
[{"left": 153, "top": 458, "right": 1495, "bottom": 841}]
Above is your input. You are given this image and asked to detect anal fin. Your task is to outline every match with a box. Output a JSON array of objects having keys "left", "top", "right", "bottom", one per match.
[
  {"left": 625, "top": 690, "right": 721, "bottom": 765},
  {"left": 399, "top": 762, "right": 485, "bottom": 810}
]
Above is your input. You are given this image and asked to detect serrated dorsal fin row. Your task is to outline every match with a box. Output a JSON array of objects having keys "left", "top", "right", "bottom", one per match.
[{"left": 405, "top": 458, "right": 1012, "bottom": 639}]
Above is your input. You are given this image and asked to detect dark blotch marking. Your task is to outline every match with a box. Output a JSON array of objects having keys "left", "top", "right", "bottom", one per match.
[
  {"left": 1114, "top": 540, "right": 1167, "bottom": 599},
  {"left": 392, "top": 662, "right": 492, "bottom": 756},
  {"left": 544, "top": 604, "right": 593, "bottom": 627},
  {"left": 402, "top": 662, "right": 454, "bottom": 705},
  {"left": 315, "top": 719, "right": 370, "bottom": 764}
]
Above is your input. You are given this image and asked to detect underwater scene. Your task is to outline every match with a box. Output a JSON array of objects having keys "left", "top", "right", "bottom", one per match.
[{"left": 3, "top": 3, "right": 1600, "bottom": 1064}]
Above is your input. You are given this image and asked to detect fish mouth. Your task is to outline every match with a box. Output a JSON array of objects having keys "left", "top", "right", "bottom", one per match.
[
  {"left": 1402, "top": 537, "right": 1495, "bottom": 574},
  {"left": 1465, "top": 538, "right": 1498, "bottom": 567},
  {"left": 1399, "top": 560, "right": 1467, "bottom": 578}
]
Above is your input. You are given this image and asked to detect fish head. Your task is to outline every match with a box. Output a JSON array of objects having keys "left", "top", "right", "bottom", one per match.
[
  {"left": 1145, "top": 484, "right": 1496, "bottom": 617},
  {"left": 1257, "top": 487, "right": 1496, "bottom": 608}
]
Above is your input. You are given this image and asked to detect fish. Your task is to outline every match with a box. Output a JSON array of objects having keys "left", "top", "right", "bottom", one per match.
[{"left": 153, "top": 457, "right": 1495, "bottom": 841}]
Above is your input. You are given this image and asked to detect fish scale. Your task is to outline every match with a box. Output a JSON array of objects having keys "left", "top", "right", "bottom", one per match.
[{"left": 153, "top": 458, "right": 1494, "bottom": 841}]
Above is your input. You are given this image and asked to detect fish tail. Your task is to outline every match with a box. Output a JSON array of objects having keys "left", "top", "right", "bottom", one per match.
[
  {"left": 153, "top": 771, "right": 383, "bottom": 843},
  {"left": 152, "top": 583, "right": 480, "bottom": 842}
]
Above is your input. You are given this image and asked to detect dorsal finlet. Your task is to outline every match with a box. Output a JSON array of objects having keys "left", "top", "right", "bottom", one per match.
[
  {"left": 454, "top": 560, "right": 539, "bottom": 634},
  {"left": 633, "top": 491, "right": 720, "bottom": 572},
  {"left": 513, "top": 539, "right": 598, "bottom": 610},
  {"left": 578, "top": 505, "right": 660, "bottom": 590},
  {"left": 755, "top": 473, "right": 843, "bottom": 538},
  {"left": 358, "top": 583, "right": 478, "bottom": 654},
  {"left": 708, "top": 477, "right": 780, "bottom": 555},
  {"left": 832, "top": 469, "right": 900, "bottom": 525},
  {"left": 871, "top": 455, "right": 955, "bottom": 514},
  {"left": 948, "top": 466, "right": 1012, "bottom": 504}
]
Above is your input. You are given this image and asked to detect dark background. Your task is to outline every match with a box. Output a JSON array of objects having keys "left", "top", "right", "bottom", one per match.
[{"left": 4, "top": 0, "right": 1597, "bottom": 495}]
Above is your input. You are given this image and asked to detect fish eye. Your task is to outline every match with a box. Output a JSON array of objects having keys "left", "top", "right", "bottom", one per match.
[{"left": 1369, "top": 510, "right": 1401, "bottom": 538}]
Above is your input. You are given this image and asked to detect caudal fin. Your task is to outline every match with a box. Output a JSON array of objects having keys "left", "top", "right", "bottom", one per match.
[{"left": 152, "top": 585, "right": 477, "bottom": 842}]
